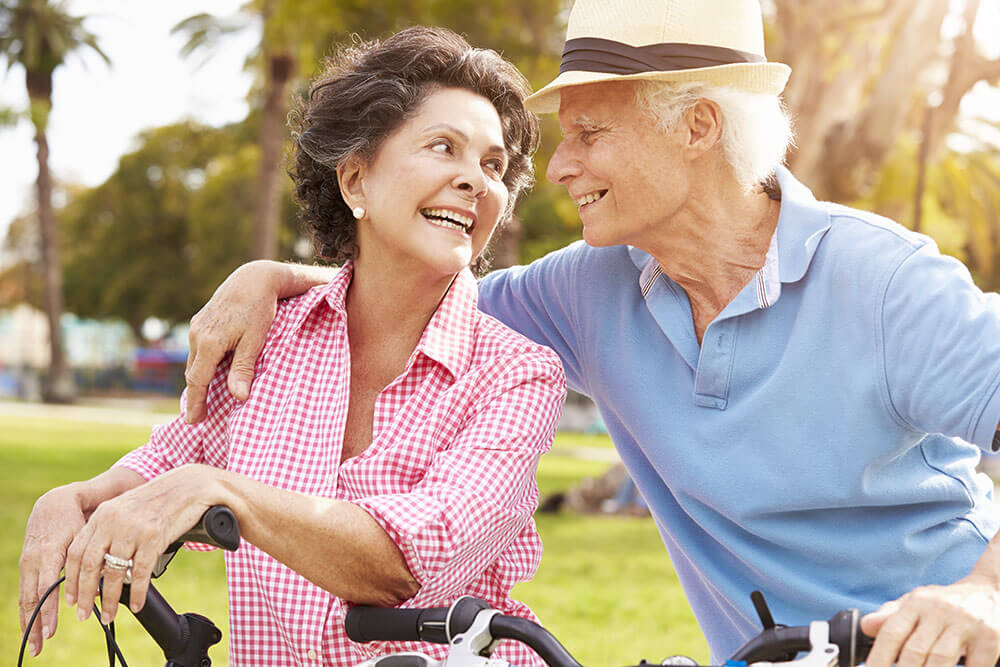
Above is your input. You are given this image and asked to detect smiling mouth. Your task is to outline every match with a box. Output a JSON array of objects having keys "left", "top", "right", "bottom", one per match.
[
  {"left": 575, "top": 190, "right": 607, "bottom": 208},
  {"left": 420, "top": 208, "right": 475, "bottom": 234}
]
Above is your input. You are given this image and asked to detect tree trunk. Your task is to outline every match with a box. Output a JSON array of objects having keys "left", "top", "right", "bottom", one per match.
[
  {"left": 32, "top": 110, "right": 73, "bottom": 402},
  {"left": 251, "top": 52, "right": 296, "bottom": 260}
]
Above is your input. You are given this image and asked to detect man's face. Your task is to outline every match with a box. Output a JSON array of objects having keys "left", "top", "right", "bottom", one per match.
[{"left": 547, "top": 81, "right": 690, "bottom": 250}]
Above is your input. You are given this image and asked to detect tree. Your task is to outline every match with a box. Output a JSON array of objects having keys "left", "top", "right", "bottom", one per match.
[
  {"left": 0, "top": 0, "right": 108, "bottom": 401},
  {"left": 172, "top": 0, "right": 340, "bottom": 262},
  {"left": 57, "top": 120, "right": 300, "bottom": 342},
  {"left": 768, "top": 0, "right": 1000, "bottom": 202}
]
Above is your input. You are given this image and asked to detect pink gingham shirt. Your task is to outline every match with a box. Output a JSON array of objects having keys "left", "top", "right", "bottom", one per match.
[{"left": 117, "top": 263, "right": 565, "bottom": 667}]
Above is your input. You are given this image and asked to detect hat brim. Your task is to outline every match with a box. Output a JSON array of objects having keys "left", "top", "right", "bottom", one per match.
[{"left": 524, "top": 62, "right": 791, "bottom": 113}]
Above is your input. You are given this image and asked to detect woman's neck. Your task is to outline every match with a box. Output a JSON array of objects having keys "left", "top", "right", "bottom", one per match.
[{"left": 345, "top": 259, "right": 455, "bottom": 355}]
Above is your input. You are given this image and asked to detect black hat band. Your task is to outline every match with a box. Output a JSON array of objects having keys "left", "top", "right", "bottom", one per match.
[{"left": 559, "top": 37, "right": 765, "bottom": 76}]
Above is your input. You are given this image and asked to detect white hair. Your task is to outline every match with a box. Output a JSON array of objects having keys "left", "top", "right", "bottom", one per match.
[{"left": 633, "top": 80, "right": 794, "bottom": 192}]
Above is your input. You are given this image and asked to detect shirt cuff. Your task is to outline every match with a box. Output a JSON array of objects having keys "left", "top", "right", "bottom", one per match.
[{"left": 352, "top": 496, "right": 430, "bottom": 586}]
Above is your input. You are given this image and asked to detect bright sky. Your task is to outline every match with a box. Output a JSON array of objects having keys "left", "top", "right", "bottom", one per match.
[
  {"left": 0, "top": 0, "right": 258, "bottom": 243},
  {"left": 1, "top": 2, "right": 999, "bottom": 248}
]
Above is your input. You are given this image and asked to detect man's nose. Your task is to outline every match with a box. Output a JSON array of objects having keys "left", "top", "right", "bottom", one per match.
[{"left": 546, "top": 139, "right": 581, "bottom": 185}]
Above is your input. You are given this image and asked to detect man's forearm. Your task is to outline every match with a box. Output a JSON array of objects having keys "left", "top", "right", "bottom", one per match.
[{"left": 270, "top": 261, "right": 338, "bottom": 299}]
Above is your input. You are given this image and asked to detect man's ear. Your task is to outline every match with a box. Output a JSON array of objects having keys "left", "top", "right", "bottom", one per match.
[
  {"left": 337, "top": 155, "right": 367, "bottom": 210},
  {"left": 683, "top": 99, "right": 723, "bottom": 159}
]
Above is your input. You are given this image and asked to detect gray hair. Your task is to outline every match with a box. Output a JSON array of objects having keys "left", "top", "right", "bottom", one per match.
[{"left": 633, "top": 80, "right": 794, "bottom": 192}]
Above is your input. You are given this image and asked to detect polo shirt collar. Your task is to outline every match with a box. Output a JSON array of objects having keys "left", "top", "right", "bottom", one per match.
[
  {"left": 774, "top": 166, "right": 832, "bottom": 284},
  {"left": 628, "top": 167, "right": 831, "bottom": 309}
]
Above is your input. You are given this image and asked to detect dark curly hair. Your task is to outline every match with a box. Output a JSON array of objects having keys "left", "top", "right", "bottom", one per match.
[{"left": 289, "top": 26, "right": 540, "bottom": 274}]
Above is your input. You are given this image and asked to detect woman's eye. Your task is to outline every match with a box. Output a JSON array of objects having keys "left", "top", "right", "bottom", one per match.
[
  {"left": 484, "top": 159, "right": 505, "bottom": 176},
  {"left": 430, "top": 140, "right": 452, "bottom": 154}
]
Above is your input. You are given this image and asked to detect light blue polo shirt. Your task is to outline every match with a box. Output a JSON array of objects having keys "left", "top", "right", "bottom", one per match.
[{"left": 478, "top": 168, "right": 1000, "bottom": 660}]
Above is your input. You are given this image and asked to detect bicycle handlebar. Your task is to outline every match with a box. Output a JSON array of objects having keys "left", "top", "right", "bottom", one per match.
[
  {"left": 345, "top": 597, "right": 930, "bottom": 667},
  {"left": 114, "top": 505, "right": 241, "bottom": 667},
  {"left": 346, "top": 597, "right": 581, "bottom": 667}
]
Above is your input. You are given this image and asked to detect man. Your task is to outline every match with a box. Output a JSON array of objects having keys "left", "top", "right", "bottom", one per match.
[{"left": 178, "top": 0, "right": 1000, "bottom": 665}]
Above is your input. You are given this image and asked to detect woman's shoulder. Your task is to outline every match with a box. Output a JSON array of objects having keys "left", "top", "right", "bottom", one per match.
[{"left": 470, "top": 310, "right": 565, "bottom": 377}]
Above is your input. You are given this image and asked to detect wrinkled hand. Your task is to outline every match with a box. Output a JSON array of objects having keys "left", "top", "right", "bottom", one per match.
[
  {"left": 63, "top": 466, "right": 215, "bottom": 627},
  {"left": 18, "top": 485, "right": 89, "bottom": 657},
  {"left": 861, "top": 577, "right": 1000, "bottom": 667},
  {"left": 185, "top": 260, "right": 279, "bottom": 423}
]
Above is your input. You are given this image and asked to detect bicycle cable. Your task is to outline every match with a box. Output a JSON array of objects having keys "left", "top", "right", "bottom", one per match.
[{"left": 18, "top": 576, "right": 129, "bottom": 667}]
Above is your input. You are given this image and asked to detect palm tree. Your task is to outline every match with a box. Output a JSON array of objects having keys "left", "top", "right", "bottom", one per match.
[
  {"left": 0, "top": 0, "right": 109, "bottom": 401},
  {"left": 173, "top": 1, "right": 302, "bottom": 261}
]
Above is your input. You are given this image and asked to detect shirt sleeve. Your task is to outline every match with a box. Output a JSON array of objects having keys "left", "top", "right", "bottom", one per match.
[
  {"left": 880, "top": 241, "right": 1000, "bottom": 450},
  {"left": 477, "top": 244, "right": 588, "bottom": 392},
  {"left": 352, "top": 352, "right": 566, "bottom": 604},
  {"left": 115, "top": 357, "right": 236, "bottom": 479}
]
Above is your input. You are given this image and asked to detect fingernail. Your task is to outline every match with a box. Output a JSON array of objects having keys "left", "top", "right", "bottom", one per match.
[
  {"left": 101, "top": 611, "right": 111, "bottom": 625},
  {"left": 29, "top": 641, "right": 39, "bottom": 657},
  {"left": 130, "top": 601, "right": 141, "bottom": 613},
  {"left": 235, "top": 381, "right": 249, "bottom": 399},
  {"left": 42, "top": 625, "right": 52, "bottom": 639},
  {"left": 65, "top": 593, "right": 74, "bottom": 606},
  {"left": 77, "top": 607, "right": 88, "bottom": 621}
]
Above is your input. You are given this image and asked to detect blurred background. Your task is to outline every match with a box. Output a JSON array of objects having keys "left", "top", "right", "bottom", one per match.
[
  {"left": 2, "top": 2, "right": 1000, "bottom": 663},
  {"left": 1, "top": 0, "right": 999, "bottom": 403}
]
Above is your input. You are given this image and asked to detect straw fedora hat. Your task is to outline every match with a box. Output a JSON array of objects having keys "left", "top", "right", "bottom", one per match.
[{"left": 525, "top": 0, "right": 791, "bottom": 113}]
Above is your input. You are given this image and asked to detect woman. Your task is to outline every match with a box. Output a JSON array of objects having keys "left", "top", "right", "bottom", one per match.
[{"left": 19, "top": 27, "right": 565, "bottom": 666}]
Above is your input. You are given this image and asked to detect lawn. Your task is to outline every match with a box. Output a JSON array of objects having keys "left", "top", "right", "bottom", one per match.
[{"left": 1, "top": 415, "right": 706, "bottom": 666}]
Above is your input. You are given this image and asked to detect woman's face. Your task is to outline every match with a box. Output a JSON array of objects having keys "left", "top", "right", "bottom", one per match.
[{"left": 351, "top": 86, "right": 511, "bottom": 279}]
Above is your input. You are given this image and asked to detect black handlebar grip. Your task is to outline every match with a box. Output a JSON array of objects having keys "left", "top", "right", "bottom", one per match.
[
  {"left": 178, "top": 505, "right": 241, "bottom": 551},
  {"left": 345, "top": 606, "right": 449, "bottom": 644}
]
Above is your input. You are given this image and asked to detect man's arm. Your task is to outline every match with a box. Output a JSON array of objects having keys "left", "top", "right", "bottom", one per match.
[
  {"left": 184, "top": 261, "right": 334, "bottom": 423},
  {"left": 861, "top": 528, "right": 1000, "bottom": 667},
  {"left": 863, "top": 243, "right": 1000, "bottom": 667}
]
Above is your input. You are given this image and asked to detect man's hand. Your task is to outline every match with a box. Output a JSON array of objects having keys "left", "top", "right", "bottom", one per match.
[
  {"left": 185, "top": 261, "right": 282, "bottom": 423},
  {"left": 861, "top": 576, "right": 1000, "bottom": 667},
  {"left": 184, "top": 260, "right": 335, "bottom": 423},
  {"left": 18, "top": 485, "right": 89, "bottom": 657}
]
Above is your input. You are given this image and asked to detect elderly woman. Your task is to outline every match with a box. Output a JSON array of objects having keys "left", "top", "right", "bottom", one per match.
[{"left": 18, "top": 27, "right": 564, "bottom": 666}]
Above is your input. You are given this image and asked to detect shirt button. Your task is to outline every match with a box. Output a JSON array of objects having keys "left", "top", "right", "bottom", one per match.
[{"left": 307, "top": 649, "right": 318, "bottom": 660}]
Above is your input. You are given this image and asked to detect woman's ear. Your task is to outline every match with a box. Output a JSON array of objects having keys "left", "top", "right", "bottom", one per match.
[{"left": 337, "top": 155, "right": 366, "bottom": 211}]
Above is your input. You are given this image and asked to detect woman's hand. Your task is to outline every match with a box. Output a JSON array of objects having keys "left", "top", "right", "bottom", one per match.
[
  {"left": 18, "top": 485, "right": 89, "bottom": 657},
  {"left": 63, "top": 465, "right": 218, "bottom": 626},
  {"left": 184, "top": 260, "right": 334, "bottom": 424},
  {"left": 861, "top": 576, "right": 1000, "bottom": 667}
]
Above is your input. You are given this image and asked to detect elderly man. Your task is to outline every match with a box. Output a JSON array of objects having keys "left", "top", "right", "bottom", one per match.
[{"left": 177, "top": 0, "right": 1000, "bottom": 665}]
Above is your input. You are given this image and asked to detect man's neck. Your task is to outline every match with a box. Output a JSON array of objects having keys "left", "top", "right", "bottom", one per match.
[{"left": 642, "top": 179, "right": 781, "bottom": 341}]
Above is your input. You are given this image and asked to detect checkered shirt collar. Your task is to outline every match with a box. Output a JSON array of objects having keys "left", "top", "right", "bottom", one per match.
[{"left": 291, "top": 262, "right": 478, "bottom": 380}]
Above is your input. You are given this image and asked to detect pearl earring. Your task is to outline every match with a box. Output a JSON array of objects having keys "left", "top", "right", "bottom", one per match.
[{"left": 352, "top": 206, "right": 365, "bottom": 220}]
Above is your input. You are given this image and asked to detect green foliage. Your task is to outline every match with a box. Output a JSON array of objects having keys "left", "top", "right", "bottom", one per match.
[
  {"left": 58, "top": 119, "right": 299, "bottom": 338},
  {"left": 0, "top": 415, "right": 705, "bottom": 665},
  {"left": 0, "top": 0, "right": 109, "bottom": 77},
  {"left": 857, "top": 135, "right": 1000, "bottom": 292}
]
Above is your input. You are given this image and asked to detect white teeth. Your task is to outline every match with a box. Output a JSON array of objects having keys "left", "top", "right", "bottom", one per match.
[
  {"left": 421, "top": 208, "right": 473, "bottom": 230},
  {"left": 575, "top": 191, "right": 606, "bottom": 207}
]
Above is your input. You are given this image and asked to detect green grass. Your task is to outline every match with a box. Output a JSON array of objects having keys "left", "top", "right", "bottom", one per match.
[{"left": 1, "top": 416, "right": 705, "bottom": 665}]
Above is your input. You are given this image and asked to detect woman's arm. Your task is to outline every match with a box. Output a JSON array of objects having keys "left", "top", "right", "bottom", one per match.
[
  {"left": 18, "top": 467, "right": 145, "bottom": 657},
  {"left": 185, "top": 260, "right": 335, "bottom": 423},
  {"left": 63, "top": 464, "right": 417, "bottom": 627}
]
